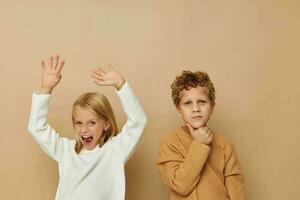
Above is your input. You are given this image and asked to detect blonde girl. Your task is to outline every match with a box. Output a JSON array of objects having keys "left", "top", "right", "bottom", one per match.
[{"left": 28, "top": 55, "right": 147, "bottom": 200}]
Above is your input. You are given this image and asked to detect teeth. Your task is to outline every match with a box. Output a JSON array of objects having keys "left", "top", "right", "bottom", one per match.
[{"left": 82, "top": 135, "right": 91, "bottom": 138}]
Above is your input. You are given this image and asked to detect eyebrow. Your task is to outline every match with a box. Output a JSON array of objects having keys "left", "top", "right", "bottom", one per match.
[{"left": 74, "top": 119, "right": 98, "bottom": 122}]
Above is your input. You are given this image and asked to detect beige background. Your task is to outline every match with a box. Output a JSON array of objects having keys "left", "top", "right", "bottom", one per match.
[{"left": 1, "top": 0, "right": 299, "bottom": 199}]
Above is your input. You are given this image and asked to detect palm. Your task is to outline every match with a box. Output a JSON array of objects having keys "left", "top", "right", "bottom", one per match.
[
  {"left": 41, "top": 55, "right": 65, "bottom": 92},
  {"left": 42, "top": 69, "right": 61, "bottom": 88},
  {"left": 91, "top": 65, "right": 124, "bottom": 89}
]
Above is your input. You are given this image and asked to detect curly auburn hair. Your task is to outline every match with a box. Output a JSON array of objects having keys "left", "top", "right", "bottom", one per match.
[{"left": 171, "top": 70, "right": 215, "bottom": 107}]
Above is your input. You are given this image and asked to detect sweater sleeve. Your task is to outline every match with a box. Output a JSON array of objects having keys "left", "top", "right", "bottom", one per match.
[
  {"left": 27, "top": 93, "right": 71, "bottom": 162},
  {"left": 111, "top": 82, "right": 147, "bottom": 163},
  {"left": 224, "top": 141, "right": 245, "bottom": 200},
  {"left": 157, "top": 138, "right": 211, "bottom": 196}
]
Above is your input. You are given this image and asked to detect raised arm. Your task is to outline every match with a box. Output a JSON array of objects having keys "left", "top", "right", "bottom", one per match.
[
  {"left": 28, "top": 55, "right": 70, "bottom": 162},
  {"left": 91, "top": 66, "right": 147, "bottom": 162}
]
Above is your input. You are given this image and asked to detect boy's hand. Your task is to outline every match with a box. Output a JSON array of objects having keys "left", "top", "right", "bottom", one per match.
[
  {"left": 91, "top": 65, "right": 125, "bottom": 90},
  {"left": 186, "top": 123, "right": 213, "bottom": 145},
  {"left": 40, "top": 55, "right": 65, "bottom": 94}
]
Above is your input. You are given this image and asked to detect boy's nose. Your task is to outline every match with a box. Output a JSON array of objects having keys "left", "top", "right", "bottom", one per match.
[{"left": 192, "top": 104, "right": 200, "bottom": 112}]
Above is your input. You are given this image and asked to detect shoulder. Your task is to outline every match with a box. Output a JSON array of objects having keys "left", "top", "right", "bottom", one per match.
[
  {"left": 157, "top": 130, "right": 185, "bottom": 160},
  {"left": 212, "top": 132, "right": 237, "bottom": 153},
  {"left": 158, "top": 132, "right": 179, "bottom": 153},
  {"left": 212, "top": 132, "right": 232, "bottom": 148},
  {"left": 159, "top": 127, "right": 190, "bottom": 152},
  {"left": 160, "top": 129, "right": 182, "bottom": 146}
]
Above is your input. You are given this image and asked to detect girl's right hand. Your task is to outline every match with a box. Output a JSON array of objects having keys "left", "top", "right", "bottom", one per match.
[{"left": 40, "top": 55, "right": 65, "bottom": 94}]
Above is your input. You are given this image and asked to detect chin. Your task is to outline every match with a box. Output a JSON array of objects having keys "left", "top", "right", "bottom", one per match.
[
  {"left": 191, "top": 125, "right": 202, "bottom": 129},
  {"left": 190, "top": 121, "right": 206, "bottom": 129}
]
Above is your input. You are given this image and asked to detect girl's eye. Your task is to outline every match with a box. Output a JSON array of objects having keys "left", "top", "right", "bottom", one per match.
[
  {"left": 199, "top": 100, "right": 207, "bottom": 103},
  {"left": 89, "top": 121, "right": 96, "bottom": 126},
  {"left": 74, "top": 121, "right": 81, "bottom": 125}
]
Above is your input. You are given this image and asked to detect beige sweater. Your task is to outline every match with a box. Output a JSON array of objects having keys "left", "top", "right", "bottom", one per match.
[{"left": 157, "top": 127, "right": 244, "bottom": 200}]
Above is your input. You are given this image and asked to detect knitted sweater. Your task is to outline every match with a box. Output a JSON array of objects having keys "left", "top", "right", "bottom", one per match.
[
  {"left": 157, "top": 127, "right": 244, "bottom": 200},
  {"left": 28, "top": 82, "right": 147, "bottom": 200}
]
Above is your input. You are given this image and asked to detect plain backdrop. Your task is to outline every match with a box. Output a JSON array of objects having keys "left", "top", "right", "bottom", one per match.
[{"left": 1, "top": 0, "right": 299, "bottom": 199}]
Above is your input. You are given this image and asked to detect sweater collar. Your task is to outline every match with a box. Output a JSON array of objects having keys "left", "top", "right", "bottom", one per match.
[
  {"left": 81, "top": 146, "right": 101, "bottom": 154},
  {"left": 176, "top": 126, "right": 193, "bottom": 141}
]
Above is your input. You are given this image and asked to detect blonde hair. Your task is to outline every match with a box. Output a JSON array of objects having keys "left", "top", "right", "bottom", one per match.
[
  {"left": 72, "top": 92, "right": 118, "bottom": 154},
  {"left": 171, "top": 70, "right": 216, "bottom": 107}
]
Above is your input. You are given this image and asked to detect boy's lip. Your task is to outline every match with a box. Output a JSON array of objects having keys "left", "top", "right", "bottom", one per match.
[{"left": 192, "top": 116, "right": 203, "bottom": 118}]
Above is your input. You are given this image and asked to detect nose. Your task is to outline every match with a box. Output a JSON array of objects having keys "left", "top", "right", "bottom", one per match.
[
  {"left": 80, "top": 124, "right": 88, "bottom": 133},
  {"left": 192, "top": 103, "right": 200, "bottom": 112}
]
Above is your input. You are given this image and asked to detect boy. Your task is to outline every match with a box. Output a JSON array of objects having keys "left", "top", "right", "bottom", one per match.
[{"left": 157, "top": 70, "right": 244, "bottom": 200}]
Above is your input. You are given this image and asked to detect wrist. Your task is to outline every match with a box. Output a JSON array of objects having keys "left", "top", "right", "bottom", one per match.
[
  {"left": 114, "top": 78, "right": 125, "bottom": 91},
  {"left": 39, "top": 87, "right": 53, "bottom": 94}
]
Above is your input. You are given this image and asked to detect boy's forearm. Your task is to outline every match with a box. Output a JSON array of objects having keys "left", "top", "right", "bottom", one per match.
[
  {"left": 224, "top": 141, "right": 245, "bottom": 199},
  {"left": 225, "top": 173, "right": 245, "bottom": 200},
  {"left": 158, "top": 141, "right": 211, "bottom": 195}
]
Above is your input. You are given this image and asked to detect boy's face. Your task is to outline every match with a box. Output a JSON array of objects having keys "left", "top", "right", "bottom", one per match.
[
  {"left": 177, "top": 86, "right": 214, "bottom": 130},
  {"left": 73, "top": 106, "right": 110, "bottom": 150}
]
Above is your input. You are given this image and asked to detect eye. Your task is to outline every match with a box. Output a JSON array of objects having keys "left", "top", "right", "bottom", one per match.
[
  {"left": 88, "top": 121, "right": 96, "bottom": 126},
  {"left": 184, "top": 101, "right": 192, "bottom": 105},
  {"left": 74, "top": 121, "right": 82, "bottom": 125}
]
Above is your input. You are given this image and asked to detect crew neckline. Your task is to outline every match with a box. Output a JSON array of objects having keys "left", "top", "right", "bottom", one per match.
[{"left": 80, "top": 146, "right": 101, "bottom": 154}]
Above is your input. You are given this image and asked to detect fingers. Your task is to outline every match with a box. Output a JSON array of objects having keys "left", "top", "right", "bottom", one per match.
[
  {"left": 207, "top": 134, "right": 213, "bottom": 144},
  {"left": 201, "top": 126, "right": 212, "bottom": 136},
  {"left": 107, "top": 64, "right": 116, "bottom": 71},
  {"left": 186, "top": 123, "right": 194, "bottom": 134},
  {"left": 93, "top": 67, "right": 105, "bottom": 76},
  {"left": 41, "top": 60, "right": 46, "bottom": 71},
  {"left": 94, "top": 80, "right": 109, "bottom": 86},
  {"left": 91, "top": 67, "right": 105, "bottom": 79},
  {"left": 91, "top": 71, "right": 109, "bottom": 86},
  {"left": 53, "top": 55, "right": 59, "bottom": 70},
  {"left": 50, "top": 56, "right": 53, "bottom": 68},
  {"left": 94, "top": 80, "right": 103, "bottom": 86},
  {"left": 47, "top": 56, "right": 53, "bottom": 69},
  {"left": 56, "top": 59, "right": 65, "bottom": 74},
  {"left": 91, "top": 67, "right": 107, "bottom": 81},
  {"left": 44, "top": 55, "right": 64, "bottom": 71},
  {"left": 91, "top": 73, "right": 104, "bottom": 81}
]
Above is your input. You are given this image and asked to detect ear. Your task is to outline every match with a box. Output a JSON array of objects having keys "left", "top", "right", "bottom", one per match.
[
  {"left": 211, "top": 101, "right": 215, "bottom": 114},
  {"left": 104, "top": 121, "right": 111, "bottom": 131},
  {"left": 176, "top": 106, "right": 182, "bottom": 117}
]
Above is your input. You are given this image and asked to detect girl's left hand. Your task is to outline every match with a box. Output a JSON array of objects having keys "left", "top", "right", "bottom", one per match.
[{"left": 91, "top": 65, "right": 125, "bottom": 90}]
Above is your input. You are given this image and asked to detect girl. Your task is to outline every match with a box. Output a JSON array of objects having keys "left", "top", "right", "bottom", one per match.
[{"left": 28, "top": 55, "right": 147, "bottom": 200}]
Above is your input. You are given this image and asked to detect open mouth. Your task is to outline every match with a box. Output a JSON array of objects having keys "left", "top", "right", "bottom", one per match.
[{"left": 81, "top": 135, "right": 94, "bottom": 145}]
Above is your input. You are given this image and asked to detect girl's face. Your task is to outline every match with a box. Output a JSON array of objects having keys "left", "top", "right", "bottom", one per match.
[
  {"left": 73, "top": 106, "right": 110, "bottom": 151},
  {"left": 177, "top": 86, "right": 214, "bottom": 129}
]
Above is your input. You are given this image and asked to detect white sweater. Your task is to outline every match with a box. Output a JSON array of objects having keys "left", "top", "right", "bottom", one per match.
[{"left": 28, "top": 82, "right": 147, "bottom": 200}]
